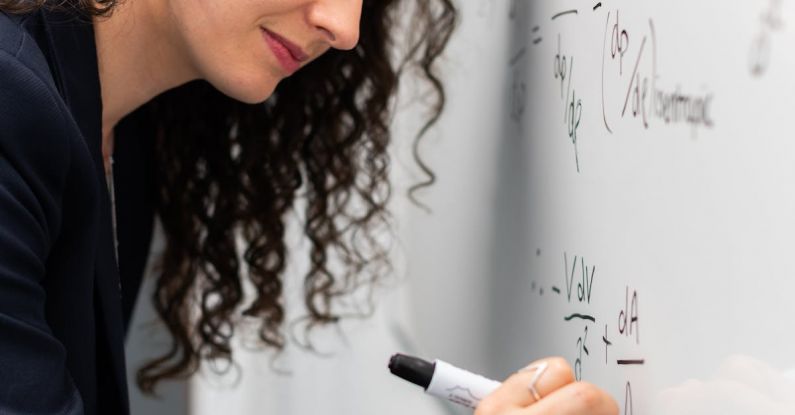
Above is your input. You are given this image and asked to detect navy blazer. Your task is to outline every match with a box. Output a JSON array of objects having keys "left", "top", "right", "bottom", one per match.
[{"left": 0, "top": 6, "right": 156, "bottom": 415}]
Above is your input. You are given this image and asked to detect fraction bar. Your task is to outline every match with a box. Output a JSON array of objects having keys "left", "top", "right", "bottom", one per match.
[
  {"left": 616, "top": 359, "right": 645, "bottom": 365},
  {"left": 563, "top": 313, "right": 596, "bottom": 322},
  {"left": 551, "top": 9, "right": 578, "bottom": 20}
]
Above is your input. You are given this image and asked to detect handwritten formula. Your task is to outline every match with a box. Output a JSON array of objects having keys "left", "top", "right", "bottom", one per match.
[
  {"left": 530, "top": 251, "right": 643, "bottom": 415},
  {"left": 506, "top": 1, "right": 720, "bottom": 173}
]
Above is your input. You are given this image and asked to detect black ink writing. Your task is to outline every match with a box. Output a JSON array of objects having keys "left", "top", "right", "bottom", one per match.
[
  {"left": 575, "top": 326, "right": 589, "bottom": 380},
  {"left": 554, "top": 36, "right": 583, "bottom": 172},
  {"left": 618, "top": 286, "right": 639, "bottom": 344},
  {"left": 563, "top": 253, "right": 595, "bottom": 304},
  {"left": 603, "top": 324, "right": 612, "bottom": 364}
]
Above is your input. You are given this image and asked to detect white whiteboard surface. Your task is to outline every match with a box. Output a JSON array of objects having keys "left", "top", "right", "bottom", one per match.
[{"left": 410, "top": 0, "right": 795, "bottom": 414}]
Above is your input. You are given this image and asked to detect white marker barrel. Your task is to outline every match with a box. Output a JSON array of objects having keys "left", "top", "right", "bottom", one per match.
[{"left": 426, "top": 360, "right": 502, "bottom": 409}]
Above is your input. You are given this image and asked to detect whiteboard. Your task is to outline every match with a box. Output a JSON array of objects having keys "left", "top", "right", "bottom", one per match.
[{"left": 426, "top": 0, "right": 795, "bottom": 414}]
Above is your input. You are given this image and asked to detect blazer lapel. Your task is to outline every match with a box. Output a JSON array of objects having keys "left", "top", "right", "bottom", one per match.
[{"left": 40, "top": 8, "right": 130, "bottom": 414}]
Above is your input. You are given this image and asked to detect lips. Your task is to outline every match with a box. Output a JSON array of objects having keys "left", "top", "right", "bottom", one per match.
[{"left": 261, "top": 28, "right": 309, "bottom": 75}]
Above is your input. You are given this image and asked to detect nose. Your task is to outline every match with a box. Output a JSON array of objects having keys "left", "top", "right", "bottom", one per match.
[{"left": 307, "top": 0, "right": 362, "bottom": 50}]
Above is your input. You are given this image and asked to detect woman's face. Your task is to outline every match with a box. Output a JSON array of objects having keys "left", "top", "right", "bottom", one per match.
[{"left": 166, "top": 0, "right": 363, "bottom": 103}]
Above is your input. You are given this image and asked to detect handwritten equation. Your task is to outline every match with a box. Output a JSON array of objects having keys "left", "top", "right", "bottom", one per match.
[
  {"left": 530, "top": 250, "right": 641, "bottom": 415},
  {"left": 505, "top": 1, "right": 718, "bottom": 173},
  {"left": 601, "top": 12, "right": 714, "bottom": 134}
]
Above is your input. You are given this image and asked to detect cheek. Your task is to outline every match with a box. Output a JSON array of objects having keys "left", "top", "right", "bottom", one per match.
[{"left": 172, "top": 0, "right": 283, "bottom": 103}]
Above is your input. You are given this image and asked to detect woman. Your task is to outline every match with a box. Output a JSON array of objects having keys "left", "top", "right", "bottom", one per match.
[{"left": 0, "top": 0, "right": 617, "bottom": 414}]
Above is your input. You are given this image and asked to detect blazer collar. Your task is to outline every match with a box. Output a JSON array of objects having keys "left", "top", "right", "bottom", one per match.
[
  {"left": 37, "top": 8, "right": 104, "bottom": 174},
  {"left": 36, "top": 8, "right": 130, "bottom": 414}
]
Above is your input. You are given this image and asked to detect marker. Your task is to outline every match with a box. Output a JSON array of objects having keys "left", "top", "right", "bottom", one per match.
[{"left": 388, "top": 353, "right": 501, "bottom": 409}]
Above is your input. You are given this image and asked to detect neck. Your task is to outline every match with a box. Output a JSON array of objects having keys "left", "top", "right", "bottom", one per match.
[{"left": 93, "top": 0, "right": 198, "bottom": 138}]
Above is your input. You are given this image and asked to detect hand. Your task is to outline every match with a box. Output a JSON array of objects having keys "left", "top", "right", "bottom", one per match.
[{"left": 475, "top": 357, "right": 618, "bottom": 415}]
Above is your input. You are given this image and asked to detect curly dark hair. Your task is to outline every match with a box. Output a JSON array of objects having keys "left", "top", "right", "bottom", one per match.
[
  {"left": 2, "top": 0, "right": 457, "bottom": 393},
  {"left": 0, "top": 0, "right": 116, "bottom": 15}
]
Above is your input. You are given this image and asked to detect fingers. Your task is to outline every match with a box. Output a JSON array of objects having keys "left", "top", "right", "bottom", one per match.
[
  {"left": 522, "top": 381, "right": 619, "bottom": 415},
  {"left": 475, "top": 357, "right": 619, "bottom": 415},
  {"left": 475, "top": 357, "right": 575, "bottom": 414}
]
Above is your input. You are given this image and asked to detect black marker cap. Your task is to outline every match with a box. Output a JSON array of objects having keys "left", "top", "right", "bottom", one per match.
[{"left": 388, "top": 353, "right": 435, "bottom": 390}]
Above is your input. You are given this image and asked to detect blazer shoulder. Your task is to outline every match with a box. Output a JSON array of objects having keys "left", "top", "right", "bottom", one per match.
[
  {"left": 0, "top": 49, "right": 69, "bottom": 132},
  {"left": 0, "top": 23, "right": 74, "bottom": 184},
  {"left": 0, "top": 10, "right": 59, "bottom": 95},
  {"left": 0, "top": 10, "right": 27, "bottom": 55},
  {"left": 0, "top": 9, "right": 69, "bottom": 125},
  {"left": 0, "top": 38, "right": 76, "bottom": 250}
]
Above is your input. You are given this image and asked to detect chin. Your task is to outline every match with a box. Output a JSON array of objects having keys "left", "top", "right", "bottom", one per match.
[
  {"left": 235, "top": 85, "right": 278, "bottom": 104},
  {"left": 210, "top": 72, "right": 280, "bottom": 104},
  {"left": 224, "top": 82, "right": 278, "bottom": 104}
]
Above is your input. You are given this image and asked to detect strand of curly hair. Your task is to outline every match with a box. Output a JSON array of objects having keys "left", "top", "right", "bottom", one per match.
[{"left": 0, "top": 0, "right": 115, "bottom": 15}]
